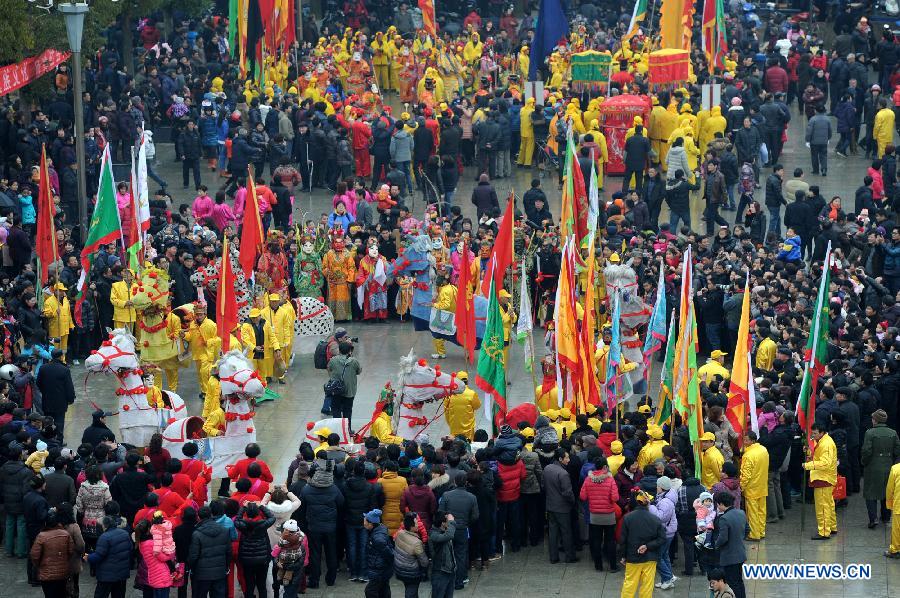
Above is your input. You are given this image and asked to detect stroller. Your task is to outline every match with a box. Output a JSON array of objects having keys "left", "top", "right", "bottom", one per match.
[{"left": 536, "top": 139, "right": 560, "bottom": 178}]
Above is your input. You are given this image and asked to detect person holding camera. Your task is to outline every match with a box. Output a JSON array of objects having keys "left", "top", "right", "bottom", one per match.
[{"left": 326, "top": 341, "right": 362, "bottom": 431}]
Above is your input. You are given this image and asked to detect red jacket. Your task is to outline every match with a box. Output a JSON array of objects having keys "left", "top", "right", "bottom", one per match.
[
  {"left": 764, "top": 65, "right": 789, "bottom": 93},
  {"left": 596, "top": 432, "right": 617, "bottom": 456},
  {"left": 497, "top": 460, "right": 526, "bottom": 502},
  {"left": 170, "top": 473, "right": 193, "bottom": 499},
  {"left": 228, "top": 457, "right": 274, "bottom": 483},
  {"left": 337, "top": 115, "right": 373, "bottom": 150},
  {"left": 180, "top": 458, "right": 212, "bottom": 505},
  {"left": 579, "top": 470, "right": 619, "bottom": 514}
]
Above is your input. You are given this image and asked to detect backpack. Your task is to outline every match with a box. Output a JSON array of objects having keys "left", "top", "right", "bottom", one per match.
[{"left": 314, "top": 340, "right": 329, "bottom": 369}]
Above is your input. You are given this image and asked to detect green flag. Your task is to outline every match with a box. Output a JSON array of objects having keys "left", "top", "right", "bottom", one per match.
[
  {"left": 75, "top": 146, "right": 121, "bottom": 325},
  {"left": 654, "top": 315, "right": 677, "bottom": 427},
  {"left": 797, "top": 244, "right": 832, "bottom": 439},
  {"left": 475, "top": 276, "right": 507, "bottom": 434}
]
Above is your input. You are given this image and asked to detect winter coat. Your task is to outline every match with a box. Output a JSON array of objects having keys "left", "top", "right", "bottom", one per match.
[
  {"left": 365, "top": 524, "right": 394, "bottom": 582},
  {"left": 139, "top": 539, "right": 174, "bottom": 589},
  {"left": 805, "top": 114, "right": 832, "bottom": 145},
  {"left": 835, "top": 101, "right": 857, "bottom": 134},
  {"left": 521, "top": 450, "right": 543, "bottom": 494},
  {"left": 861, "top": 424, "right": 900, "bottom": 500},
  {"left": 389, "top": 129, "right": 414, "bottom": 163},
  {"left": 30, "top": 527, "right": 73, "bottom": 581},
  {"left": 180, "top": 128, "right": 202, "bottom": 160},
  {"left": 429, "top": 520, "right": 457, "bottom": 573},
  {"left": 437, "top": 487, "right": 479, "bottom": 529},
  {"left": 675, "top": 477, "right": 706, "bottom": 534},
  {"left": 87, "top": 527, "right": 132, "bottom": 582},
  {"left": 497, "top": 460, "right": 526, "bottom": 502},
  {"left": 665, "top": 177, "right": 701, "bottom": 214},
  {"left": 0, "top": 460, "right": 33, "bottom": 515},
  {"left": 75, "top": 480, "right": 111, "bottom": 524},
  {"left": 378, "top": 471, "right": 409, "bottom": 534},
  {"left": 544, "top": 462, "right": 575, "bottom": 513},
  {"left": 619, "top": 507, "right": 666, "bottom": 563},
  {"left": 734, "top": 126, "right": 762, "bottom": 163},
  {"left": 300, "top": 474, "right": 345, "bottom": 533},
  {"left": 234, "top": 507, "right": 275, "bottom": 564},
  {"left": 714, "top": 507, "right": 748, "bottom": 566},
  {"left": 188, "top": 518, "right": 232, "bottom": 580},
  {"left": 579, "top": 470, "right": 619, "bottom": 514},
  {"left": 649, "top": 488, "right": 678, "bottom": 538},
  {"left": 765, "top": 174, "right": 786, "bottom": 208},
  {"left": 400, "top": 484, "right": 436, "bottom": 532},
  {"left": 470, "top": 181, "right": 499, "bottom": 217},
  {"left": 494, "top": 431, "right": 524, "bottom": 464},
  {"left": 341, "top": 475, "right": 380, "bottom": 528},
  {"left": 665, "top": 146, "right": 691, "bottom": 181},
  {"left": 759, "top": 423, "right": 792, "bottom": 473},
  {"left": 393, "top": 528, "right": 428, "bottom": 581},
  {"left": 198, "top": 115, "right": 218, "bottom": 147}
]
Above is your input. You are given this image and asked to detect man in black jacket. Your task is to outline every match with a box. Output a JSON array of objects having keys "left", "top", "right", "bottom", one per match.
[
  {"left": 340, "top": 461, "right": 382, "bottom": 582},
  {"left": 270, "top": 173, "right": 293, "bottom": 229},
  {"left": 170, "top": 252, "right": 198, "bottom": 308},
  {"left": 0, "top": 442, "right": 33, "bottom": 557},
  {"left": 642, "top": 167, "right": 665, "bottom": 227},
  {"left": 110, "top": 452, "right": 155, "bottom": 524},
  {"left": 35, "top": 350, "right": 75, "bottom": 441},
  {"left": 619, "top": 490, "right": 666, "bottom": 596},
  {"left": 180, "top": 120, "right": 202, "bottom": 190},
  {"left": 760, "top": 411, "right": 794, "bottom": 521},
  {"left": 783, "top": 191, "right": 815, "bottom": 260},
  {"left": 759, "top": 93, "right": 790, "bottom": 166},
  {"left": 665, "top": 169, "right": 701, "bottom": 231},
  {"left": 765, "top": 165, "right": 786, "bottom": 237},
  {"left": 190, "top": 505, "right": 232, "bottom": 597},
  {"left": 475, "top": 112, "right": 500, "bottom": 179},
  {"left": 471, "top": 174, "right": 499, "bottom": 220},
  {"left": 623, "top": 124, "right": 651, "bottom": 195}
]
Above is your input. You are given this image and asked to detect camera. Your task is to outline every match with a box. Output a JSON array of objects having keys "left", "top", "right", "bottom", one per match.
[{"left": 349, "top": 337, "right": 360, "bottom": 343}]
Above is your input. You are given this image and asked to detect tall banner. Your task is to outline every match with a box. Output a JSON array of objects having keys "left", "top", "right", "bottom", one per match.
[{"left": 0, "top": 49, "right": 71, "bottom": 97}]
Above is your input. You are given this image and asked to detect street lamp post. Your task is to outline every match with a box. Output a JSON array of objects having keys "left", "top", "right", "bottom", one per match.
[{"left": 59, "top": 2, "right": 89, "bottom": 236}]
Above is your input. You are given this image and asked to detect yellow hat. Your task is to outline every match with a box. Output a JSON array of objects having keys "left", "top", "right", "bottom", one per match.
[
  {"left": 401, "top": 111, "right": 411, "bottom": 120},
  {"left": 711, "top": 350, "right": 728, "bottom": 359},
  {"left": 268, "top": 293, "right": 280, "bottom": 301},
  {"left": 588, "top": 419, "right": 601, "bottom": 434},
  {"left": 701, "top": 431, "right": 716, "bottom": 442},
  {"left": 648, "top": 425, "right": 664, "bottom": 440},
  {"left": 609, "top": 253, "right": 620, "bottom": 263},
  {"left": 54, "top": 282, "right": 67, "bottom": 291},
  {"left": 633, "top": 116, "right": 643, "bottom": 125},
  {"left": 637, "top": 404, "right": 651, "bottom": 414},
  {"left": 635, "top": 490, "right": 653, "bottom": 505},
  {"left": 521, "top": 427, "right": 535, "bottom": 439},
  {"left": 610, "top": 440, "right": 623, "bottom": 454},
  {"left": 315, "top": 427, "right": 332, "bottom": 438},
  {"left": 585, "top": 403, "right": 598, "bottom": 416},
  {"left": 601, "top": 322, "right": 613, "bottom": 330},
  {"left": 547, "top": 409, "right": 560, "bottom": 420},
  {"left": 680, "top": 104, "right": 693, "bottom": 114},
  {"left": 560, "top": 407, "right": 572, "bottom": 419},
  {"left": 456, "top": 371, "right": 469, "bottom": 380},
  {"left": 249, "top": 308, "right": 262, "bottom": 318},
  {"left": 651, "top": 96, "right": 660, "bottom": 106},
  {"left": 499, "top": 289, "right": 512, "bottom": 299}
]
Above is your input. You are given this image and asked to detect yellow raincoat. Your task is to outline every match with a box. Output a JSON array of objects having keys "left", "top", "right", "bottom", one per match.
[
  {"left": 656, "top": 104, "right": 680, "bottom": 170},
  {"left": 240, "top": 318, "right": 281, "bottom": 379},
  {"left": 700, "top": 445, "right": 725, "bottom": 489},
  {"left": 111, "top": 280, "right": 137, "bottom": 326},
  {"left": 740, "top": 441, "right": 770, "bottom": 540},
  {"left": 445, "top": 383, "right": 481, "bottom": 440},
  {"left": 803, "top": 433, "right": 838, "bottom": 537},
  {"left": 636, "top": 439, "right": 669, "bottom": 470},
  {"left": 372, "top": 411, "right": 403, "bottom": 444},
  {"left": 370, "top": 33, "right": 390, "bottom": 90},
  {"left": 886, "top": 463, "right": 900, "bottom": 553},
  {"left": 874, "top": 106, "right": 895, "bottom": 157},
  {"left": 463, "top": 33, "right": 483, "bottom": 64},
  {"left": 43, "top": 294, "right": 73, "bottom": 356},
  {"left": 518, "top": 97, "right": 536, "bottom": 166},
  {"left": 698, "top": 106, "right": 727, "bottom": 156}
]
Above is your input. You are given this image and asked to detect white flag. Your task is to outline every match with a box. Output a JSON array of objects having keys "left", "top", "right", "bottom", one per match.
[
  {"left": 588, "top": 157, "right": 599, "bottom": 240},
  {"left": 135, "top": 134, "right": 150, "bottom": 231},
  {"left": 516, "top": 262, "right": 534, "bottom": 371}
]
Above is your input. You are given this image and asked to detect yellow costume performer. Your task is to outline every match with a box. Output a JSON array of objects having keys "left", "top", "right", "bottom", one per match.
[
  {"left": 240, "top": 308, "right": 282, "bottom": 380},
  {"left": 700, "top": 432, "right": 725, "bottom": 489},
  {"left": 186, "top": 304, "right": 220, "bottom": 398},
  {"left": 698, "top": 106, "right": 727, "bottom": 157},
  {"left": 636, "top": 426, "right": 669, "bottom": 469},
  {"left": 445, "top": 371, "right": 481, "bottom": 440},
  {"left": 322, "top": 235, "right": 357, "bottom": 322},
  {"left": 698, "top": 350, "right": 730, "bottom": 384},
  {"left": 517, "top": 97, "right": 536, "bottom": 166},
  {"left": 43, "top": 283, "right": 73, "bottom": 360},
  {"left": 656, "top": 103, "right": 680, "bottom": 170},
  {"left": 608, "top": 440, "right": 625, "bottom": 475},
  {"left": 803, "top": 427, "right": 838, "bottom": 538},
  {"left": 740, "top": 435, "right": 770, "bottom": 540},
  {"left": 886, "top": 462, "right": 900, "bottom": 555},
  {"left": 110, "top": 272, "right": 137, "bottom": 332},
  {"left": 430, "top": 277, "right": 457, "bottom": 359},
  {"left": 463, "top": 32, "right": 483, "bottom": 65},
  {"left": 874, "top": 104, "right": 895, "bottom": 158},
  {"left": 371, "top": 32, "right": 390, "bottom": 90}
]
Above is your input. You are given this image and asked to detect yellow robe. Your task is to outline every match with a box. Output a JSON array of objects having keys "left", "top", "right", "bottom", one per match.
[
  {"left": 804, "top": 433, "right": 838, "bottom": 537},
  {"left": 741, "top": 442, "right": 770, "bottom": 539},
  {"left": 699, "top": 106, "right": 727, "bottom": 157},
  {"left": 203, "top": 407, "right": 226, "bottom": 437},
  {"left": 636, "top": 439, "right": 669, "bottom": 470},
  {"left": 239, "top": 319, "right": 281, "bottom": 379},
  {"left": 372, "top": 411, "right": 403, "bottom": 444},
  {"left": 656, "top": 104, "right": 680, "bottom": 170},
  {"left": 886, "top": 463, "right": 900, "bottom": 553},
  {"left": 463, "top": 35, "right": 483, "bottom": 64},
  {"left": 535, "top": 383, "right": 559, "bottom": 412},
  {"left": 371, "top": 37, "right": 390, "bottom": 90},
  {"left": 202, "top": 377, "right": 222, "bottom": 419},
  {"left": 445, "top": 387, "right": 481, "bottom": 440},
  {"left": 700, "top": 445, "right": 725, "bottom": 489},
  {"left": 698, "top": 360, "right": 730, "bottom": 385},
  {"left": 648, "top": 104, "right": 668, "bottom": 163},
  {"left": 43, "top": 294, "right": 73, "bottom": 340},
  {"left": 518, "top": 99, "right": 536, "bottom": 166},
  {"left": 110, "top": 280, "right": 137, "bottom": 324},
  {"left": 874, "top": 107, "right": 896, "bottom": 157},
  {"left": 755, "top": 337, "right": 777, "bottom": 371}
]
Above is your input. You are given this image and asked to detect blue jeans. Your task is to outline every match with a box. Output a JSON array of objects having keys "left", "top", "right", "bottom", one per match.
[
  {"left": 705, "top": 323, "right": 722, "bottom": 352},
  {"left": 346, "top": 525, "right": 367, "bottom": 578},
  {"left": 5, "top": 513, "right": 26, "bottom": 557},
  {"left": 431, "top": 571, "right": 456, "bottom": 598},
  {"left": 320, "top": 395, "right": 332, "bottom": 414},
  {"left": 147, "top": 163, "right": 168, "bottom": 189},
  {"left": 726, "top": 183, "right": 736, "bottom": 208},
  {"left": 768, "top": 206, "right": 781, "bottom": 237},
  {"left": 397, "top": 161, "right": 413, "bottom": 197},
  {"left": 669, "top": 210, "right": 691, "bottom": 232},
  {"left": 657, "top": 535, "right": 674, "bottom": 582},
  {"left": 443, "top": 190, "right": 455, "bottom": 208},
  {"left": 453, "top": 528, "right": 469, "bottom": 587}
]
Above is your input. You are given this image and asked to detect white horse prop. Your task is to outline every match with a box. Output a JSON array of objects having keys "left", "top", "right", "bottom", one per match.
[
  {"left": 394, "top": 349, "right": 464, "bottom": 441},
  {"left": 84, "top": 329, "right": 187, "bottom": 447},
  {"left": 161, "top": 350, "right": 266, "bottom": 477},
  {"left": 605, "top": 260, "right": 652, "bottom": 403}
]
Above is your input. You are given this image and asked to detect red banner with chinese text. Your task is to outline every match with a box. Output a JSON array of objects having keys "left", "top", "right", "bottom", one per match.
[{"left": 0, "top": 49, "right": 71, "bottom": 97}]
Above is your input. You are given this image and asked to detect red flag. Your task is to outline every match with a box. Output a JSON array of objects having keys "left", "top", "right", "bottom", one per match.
[
  {"left": 480, "top": 194, "right": 515, "bottom": 298},
  {"left": 570, "top": 157, "right": 590, "bottom": 246},
  {"left": 239, "top": 173, "right": 265, "bottom": 279},
  {"left": 35, "top": 146, "right": 57, "bottom": 284},
  {"left": 455, "top": 244, "right": 476, "bottom": 363},
  {"left": 217, "top": 237, "right": 239, "bottom": 352}
]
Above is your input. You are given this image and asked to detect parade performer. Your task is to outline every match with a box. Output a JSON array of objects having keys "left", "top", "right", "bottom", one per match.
[
  {"left": 517, "top": 97, "right": 536, "bottom": 167},
  {"left": 346, "top": 51, "right": 372, "bottom": 97},
  {"left": 371, "top": 31, "right": 390, "bottom": 91},
  {"left": 804, "top": 422, "right": 838, "bottom": 539},
  {"left": 463, "top": 32, "right": 483, "bottom": 65},
  {"left": 886, "top": 461, "right": 900, "bottom": 557},
  {"left": 257, "top": 231, "right": 290, "bottom": 297},
  {"left": 535, "top": 356, "right": 559, "bottom": 412},
  {"left": 429, "top": 269, "right": 457, "bottom": 359},
  {"left": 389, "top": 35, "right": 405, "bottom": 94},
  {"left": 700, "top": 432, "right": 725, "bottom": 490},
  {"left": 450, "top": 236, "right": 477, "bottom": 290},
  {"left": 268, "top": 294, "right": 296, "bottom": 383},
  {"left": 185, "top": 301, "right": 220, "bottom": 400},
  {"left": 322, "top": 228, "right": 357, "bottom": 322},
  {"left": 240, "top": 307, "right": 282, "bottom": 382},
  {"left": 741, "top": 431, "right": 770, "bottom": 541},
  {"left": 655, "top": 101, "right": 680, "bottom": 170},
  {"left": 43, "top": 282, "right": 73, "bottom": 361},
  {"left": 110, "top": 268, "right": 137, "bottom": 332},
  {"left": 132, "top": 267, "right": 185, "bottom": 391},
  {"left": 397, "top": 44, "right": 418, "bottom": 104},
  {"left": 698, "top": 350, "right": 730, "bottom": 384},
  {"left": 636, "top": 425, "right": 669, "bottom": 469},
  {"left": 356, "top": 238, "right": 389, "bottom": 322},
  {"left": 444, "top": 371, "right": 481, "bottom": 440},
  {"left": 698, "top": 105, "right": 727, "bottom": 157},
  {"left": 368, "top": 385, "right": 404, "bottom": 445},
  {"left": 293, "top": 234, "right": 325, "bottom": 299}
]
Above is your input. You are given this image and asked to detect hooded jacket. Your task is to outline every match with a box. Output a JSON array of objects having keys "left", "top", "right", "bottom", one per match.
[
  {"left": 234, "top": 506, "right": 275, "bottom": 564},
  {"left": 341, "top": 474, "right": 381, "bottom": 528},
  {"left": 579, "top": 469, "right": 619, "bottom": 514},
  {"left": 300, "top": 463, "right": 346, "bottom": 533}
]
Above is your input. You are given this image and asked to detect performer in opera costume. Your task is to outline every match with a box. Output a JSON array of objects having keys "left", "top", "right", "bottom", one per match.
[
  {"left": 322, "top": 228, "right": 357, "bottom": 322},
  {"left": 355, "top": 238, "right": 389, "bottom": 321}
]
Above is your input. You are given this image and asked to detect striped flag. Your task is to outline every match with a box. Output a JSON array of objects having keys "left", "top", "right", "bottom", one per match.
[
  {"left": 654, "top": 315, "right": 677, "bottom": 427},
  {"left": 605, "top": 288, "right": 622, "bottom": 411},
  {"left": 673, "top": 246, "right": 702, "bottom": 443},
  {"left": 624, "top": 0, "right": 649, "bottom": 42},
  {"left": 418, "top": 0, "right": 437, "bottom": 37},
  {"left": 797, "top": 244, "right": 832, "bottom": 441},
  {"left": 642, "top": 265, "right": 667, "bottom": 364},
  {"left": 579, "top": 239, "right": 601, "bottom": 409},
  {"left": 476, "top": 275, "right": 508, "bottom": 434}
]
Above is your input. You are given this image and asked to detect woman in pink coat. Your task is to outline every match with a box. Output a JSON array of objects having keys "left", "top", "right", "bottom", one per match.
[
  {"left": 135, "top": 519, "right": 175, "bottom": 598},
  {"left": 579, "top": 458, "right": 619, "bottom": 572}
]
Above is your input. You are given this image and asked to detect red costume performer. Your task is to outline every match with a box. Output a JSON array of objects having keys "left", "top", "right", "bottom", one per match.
[{"left": 338, "top": 110, "right": 373, "bottom": 178}]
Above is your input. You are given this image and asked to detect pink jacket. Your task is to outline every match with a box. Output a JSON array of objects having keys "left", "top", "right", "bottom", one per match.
[
  {"left": 151, "top": 520, "right": 175, "bottom": 555},
  {"left": 210, "top": 203, "right": 236, "bottom": 232},
  {"left": 139, "top": 539, "right": 174, "bottom": 589},
  {"left": 192, "top": 194, "right": 215, "bottom": 221},
  {"left": 233, "top": 187, "right": 247, "bottom": 220},
  {"left": 579, "top": 470, "right": 619, "bottom": 514}
]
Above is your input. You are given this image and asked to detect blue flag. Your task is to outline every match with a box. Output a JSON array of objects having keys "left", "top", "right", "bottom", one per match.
[
  {"left": 642, "top": 265, "right": 667, "bottom": 364},
  {"left": 605, "top": 289, "right": 622, "bottom": 408},
  {"left": 528, "top": 0, "right": 568, "bottom": 81}
]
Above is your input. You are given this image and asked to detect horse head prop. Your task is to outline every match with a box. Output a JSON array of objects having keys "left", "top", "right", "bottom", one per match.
[
  {"left": 85, "top": 328, "right": 141, "bottom": 372},
  {"left": 217, "top": 350, "right": 267, "bottom": 399},
  {"left": 395, "top": 348, "right": 463, "bottom": 441}
]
